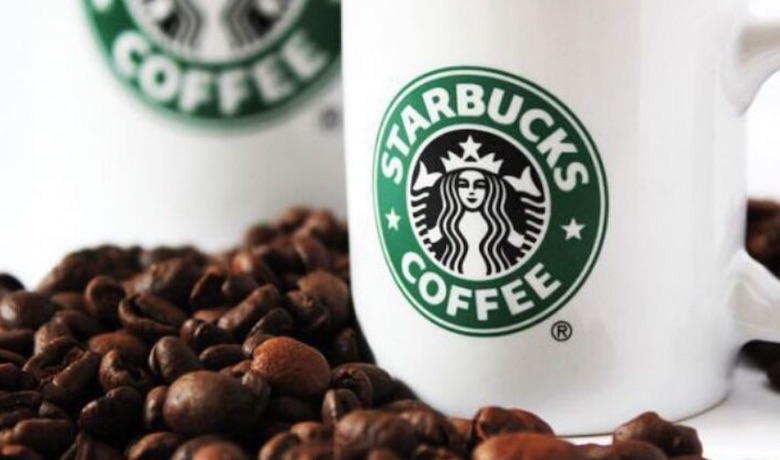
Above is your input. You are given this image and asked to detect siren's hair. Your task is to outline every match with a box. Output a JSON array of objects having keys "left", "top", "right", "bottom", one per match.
[{"left": 437, "top": 170, "right": 516, "bottom": 275}]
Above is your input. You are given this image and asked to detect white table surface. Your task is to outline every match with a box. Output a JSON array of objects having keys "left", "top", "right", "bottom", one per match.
[{"left": 570, "top": 361, "right": 780, "bottom": 459}]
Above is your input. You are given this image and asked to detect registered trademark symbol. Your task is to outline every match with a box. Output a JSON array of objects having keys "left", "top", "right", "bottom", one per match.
[{"left": 551, "top": 321, "right": 573, "bottom": 342}]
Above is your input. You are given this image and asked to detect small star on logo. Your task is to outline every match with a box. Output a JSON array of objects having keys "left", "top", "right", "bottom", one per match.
[
  {"left": 459, "top": 136, "right": 482, "bottom": 162},
  {"left": 562, "top": 218, "right": 585, "bottom": 241},
  {"left": 386, "top": 209, "right": 401, "bottom": 231}
]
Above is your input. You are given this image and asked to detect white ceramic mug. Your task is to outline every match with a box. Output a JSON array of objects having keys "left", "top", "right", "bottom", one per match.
[
  {"left": 344, "top": 0, "right": 780, "bottom": 435},
  {"left": 0, "top": 0, "right": 343, "bottom": 285}
]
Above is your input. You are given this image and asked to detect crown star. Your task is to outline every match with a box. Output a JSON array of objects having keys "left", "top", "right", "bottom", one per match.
[
  {"left": 441, "top": 136, "right": 504, "bottom": 175},
  {"left": 460, "top": 136, "right": 482, "bottom": 162}
]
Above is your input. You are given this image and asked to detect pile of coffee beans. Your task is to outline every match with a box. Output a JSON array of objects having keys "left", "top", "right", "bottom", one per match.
[
  {"left": 0, "top": 208, "right": 710, "bottom": 459},
  {"left": 745, "top": 199, "right": 780, "bottom": 390}
]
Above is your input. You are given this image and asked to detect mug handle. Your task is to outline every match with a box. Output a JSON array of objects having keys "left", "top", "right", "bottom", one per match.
[{"left": 731, "top": 16, "right": 780, "bottom": 343}]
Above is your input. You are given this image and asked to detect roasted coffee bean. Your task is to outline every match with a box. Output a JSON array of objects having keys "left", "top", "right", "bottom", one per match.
[
  {"left": 258, "top": 432, "right": 300, "bottom": 460},
  {"left": 189, "top": 268, "right": 227, "bottom": 311},
  {"left": 230, "top": 250, "right": 279, "bottom": 287},
  {"left": 193, "top": 306, "right": 230, "bottom": 324},
  {"left": 334, "top": 410, "right": 417, "bottom": 460},
  {"left": 129, "top": 258, "right": 203, "bottom": 307},
  {"left": 0, "top": 363, "right": 33, "bottom": 392},
  {"left": 244, "top": 224, "right": 279, "bottom": 248},
  {"left": 366, "top": 448, "right": 404, "bottom": 460},
  {"left": 217, "top": 285, "right": 280, "bottom": 338},
  {"left": 119, "top": 293, "right": 188, "bottom": 343},
  {"left": 382, "top": 399, "right": 435, "bottom": 414},
  {"left": 144, "top": 385, "right": 168, "bottom": 431},
  {"left": 289, "top": 422, "right": 332, "bottom": 443},
  {"left": 265, "top": 397, "right": 318, "bottom": 424},
  {"left": 331, "top": 365, "right": 372, "bottom": 408},
  {"left": 472, "top": 433, "right": 584, "bottom": 460},
  {"left": 37, "top": 250, "right": 103, "bottom": 295},
  {"left": 448, "top": 417, "right": 473, "bottom": 444},
  {"left": 38, "top": 401, "right": 68, "bottom": 420},
  {"left": 200, "top": 344, "right": 245, "bottom": 371},
  {"left": 578, "top": 443, "right": 619, "bottom": 460},
  {"left": 326, "top": 328, "right": 362, "bottom": 366},
  {"left": 88, "top": 330, "right": 150, "bottom": 365},
  {"left": 23, "top": 338, "right": 100, "bottom": 407},
  {"left": 399, "top": 410, "right": 467, "bottom": 454},
  {"left": 84, "top": 276, "right": 125, "bottom": 325},
  {"left": 181, "top": 318, "right": 234, "bottom": 354},
  {"left": 412, "top": 444, "right": 461, "bottom": 460},
  {"left": 0, "top": 292, "right": 57, "bottom": 330},
  {"left": 0, "top": 418, "right": 76, "bottom": 458},
  {"left": 50, "top": 293, "right": 89, "bottom": 312},
  {"left": 473, "top": 406, "right": 555, "bottom": 442},
  {"left": 239, "top": 370, "right": 270, "bottom": 404},
  {"left": 613, "top": 412, "right": 702, "bottom": 457},
  {"left": 78, "top": 386, "right": 143, "bottom": 442},
  {"left": 321, "top": 389, "right": 362, "bottom": 425},
  {"left": 224, "top": 360, "right": 253, "bottom": 379},
  {"left": 610, "top": 441, "right": 668, "bottom": 460},
  {"left": 170, "top": 436, "right": 227, "bottom": 460},
  {"left": 292, "top": 233, "right": 330, "bottom": 273},
  {"left": 0, "top": 350, "right": 28, "bottom": 368},
  {"left": 127, "top": 432, "right": 184, "bottom": 460},
  {"left": 99, "top": 350, "right": 153, "bottom": 393},
  {"left": 251, "top": 337, "right": 331, "bottom": 399},
  {"left": 34, "top": 321, "right": 72, "bottom": 355},
  {"left": 283, "top": 443, "right": 334, "bottom": 460},
  {"left": 51, "top": 310, "right": 103, "bottom": 341},
  {"left": 140, "top": 247, "right": 205, "bottom": 269},
  {"left": 0, "top": 444, "right": 45, "bottom": 460},
  {"left": 191, "top": 441, "right": 250, "bottom": 460},
  {"left": 298, "top": 271, "right": 350, "bottom": 328},
  {"left": 66, "top": 433, "right": 125, "bottom": 460},
  {"left": 0, "top": 391, "right": 42, "bottom": 413},
  {"left": 221, "top": 274, "right": 259, "bottom": 305},
  {"left": 149, "top": 336, "right": 203, "bottom": 384},
  {"left": 248, "top": 308, "right": 295, "bottom": 337},
  {"left": 242, "top": 332, "right": 273, "bottom": 357},
  {"left": 0, "top": 409, "right": 36, "bottom": 431},
  {"left": 298, "top": 210, "right": 348, "bottom": 251},
  {"left": 0, "top": 330, "right": 33, "bottom": 357},
  {"left": 283, "top": 291, "right": 331, "bottom": 340},
  {"left": 163, "top": 371, "right": 262, "bottom": 436},
  {"left": 0, "top": 274, "right": 24, "bottom": 297},
  {"left": 334, "top": 363, "right": 395, "bottom": 406}
]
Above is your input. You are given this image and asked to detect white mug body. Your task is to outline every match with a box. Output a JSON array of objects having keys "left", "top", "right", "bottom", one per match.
[
  {"left": 344, "top": 0, "right": 748, "bottom": 434},
  {"left": 0, "top": 0, "right": 344, "bottom": 285}
]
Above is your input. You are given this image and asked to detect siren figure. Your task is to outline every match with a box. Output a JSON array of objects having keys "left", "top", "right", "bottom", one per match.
[{"left": 412, "top": 135, "right": 545, "bottom": 277}]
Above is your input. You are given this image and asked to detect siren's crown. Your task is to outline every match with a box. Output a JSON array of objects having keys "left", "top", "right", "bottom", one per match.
[{"left": 442, "top": 136, "right": 503, "bottom": 175}]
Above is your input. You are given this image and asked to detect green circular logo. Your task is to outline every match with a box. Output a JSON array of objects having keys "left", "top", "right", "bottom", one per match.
[
  {"left": 84, "top": 0, "right": 340, "bottom": 124},
  {"left": 374, "top": 67, "right": 608, "bottom": 337}
]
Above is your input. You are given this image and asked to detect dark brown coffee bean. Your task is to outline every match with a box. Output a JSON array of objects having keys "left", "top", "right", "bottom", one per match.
[
  {"left": 610, "top": 441, "right": 668, "bottom": 460},
  {"left": 50, "top": 293, "right": 89, "bottom": 312},
  {"left": 0, "top": 330, "right": 33, "bottom": 357},
  {"left": 0, "top": 409, "right": 36, "bottom": 431},
  {"left": 191, "top": 441, "right": 250, "bottom": 460},
  {"left": 283, "top": 291, "right": 331, "bottom": 340},
  {"left": 258, "top": 432, "right": 300, "bottom": 460},
  {"left": 68, "top": 433, "right": 126, "bottom": 459},
  {"left": 0, "top": 349, "right": 28, "bottom": 368},
  {"left": 321, "top": 389, "right": 362, "bottom": 425},
  {"left": 334, "top": 363, "right": 395, "bottom": 406},
  {"left": 0, "top": 292, "right": 57, "bottom": 330},
  {"left": 251, "top": 337, "right": 331, "bottom": 399},
  {"left": 411, "top": 444, "right": 461, "bottom": 460},
  {"left": 0, "top": 391, "right": 42, "bottom": 413},
  {"left": 129, "top": 258, "right": 203, "bottom": 307},
  {"left": 169, "top": 435, "right": 226, "bottom": 460},
  {"left": 34, "top": 321, "right": 72, "bottom": 355},
  {"left": 189, "top": 268, "right": 227, "bottom": 311},
  {"left": 244, "top": 224, "right": 279, "bottom": 248},
  {"left": 242, "top": 332, "right": 273, "bottom": 357},
  {"left": 140, "top": 247, "right": 206, "bottom": 269},
  {"left": 248, "top": 308, "right": 295, "bottom": 337},
  {"left": 331, "top": 365, "right": 372, "bottom": 408},
  {"left": 88, "top": 330, "right": 149, "bottom": 365},
  {"left": 473, "top": 433, "right": 584, "bottom": 460},
  {"left": 282, "top": 443, "right": 333, "bottom": 460},
  {"left": 326, "top": 328, "right": 362, "bottom": 366},
  {"left": 334, "top": 410, "right": 417, "bottom": 460},
  {"left": 613, "top": 412, "right": 702, "bottom": 457},
  {"left": 24, "top": 338, "right": 100, "bottom": 407},
  {"left": 181, "top": 318, "right": 234, "bottom": 354},
  {"left": 144, "top": 386, "right": 168, "bottom": 431},
  {"left": 578, "top": 443, "right": 619, "bottom": 460},
  {"left": 265, "top": 397, "right": 318, "bottom": 423},
  {"left": 119, "top": 293, "right": 188, "bottom": 343},
  {"left": 239, "top": 370, "right": 270, "bottom": 405},
  {"left": 99, "top": 349, "right": 153, "bottom": 393},
  {"left": 298, "top": 210, "right": 348, "bottom": 251},
  {"left": 382, "top": 399, "right": 434, "bottom": 414},
  {"left": 200, "top": 344, "right": 245, "bottom": 371},
  {"left": 128, "top": 432, "right": 184, "bottom": 460},
  {"left": 163, "top": 371, "right": 262, "bottom": 436},
  {"left": 149, "top": 336, "right": 203, "bottom": 384},
  {"left": 37, "top": 250, "right": 103, "bottom": 295},
  {"left": 221, "top": 274, "right": 259, "bottom": 305},
  {"left": 366, "top": 448, "right": 404, "bottom": 460},
  {"left": 84, "top": 276, "right": 125, "bottom": 325},
  {"left": 0, "top": 363, "right": 29, "bottom": 392},
  {"left": 51, "top": 310, "right": 103, "bottom": 341},
  {"left": 193, "top": 306, "right": 231, "bottom": 324},
  {"left": 0, "top": 444, "right": 45, "bottom": 460},
  {"left": 0, "top": 418, "right": 76, "bottom": 459},
  {"left": 38, "top": 401, "right": 68, "bottom": 420},
  {"left": 298, "top": 271, "right": 350, "bottom": 328},
  {"left": 0, "top": 274, "right": 24, "bottom": 297},
  {"left": 289, "top": 422, "right": 333, "bottom": 443},
  {"left": 230, "top": 250, "right": 279, "bottom": 287},
  {"left": 399, "top": 410, "right": 467, "bottom": 454},
  {"left": 224, "top": 360, "right": 253, "bottom": 379},
  {"left": 217, "top": 285, "right": 280, "bottom": 339},
  {"left": 473, "top": 407, "right": 554, "bottom": 442},
  {"left": 292, "top": 233, "right": 330, "bottom": 272},
  {"left": 78, "top": 386, "right": 143, "bottom": 442}
]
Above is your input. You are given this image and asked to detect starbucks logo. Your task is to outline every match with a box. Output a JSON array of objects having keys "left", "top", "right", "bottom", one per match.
[
  {"left": 85, "top": 0, "right": 339, "bottom": 123},
  {"left": 375, "top": 67, "right": 608, "bottom": 336}
]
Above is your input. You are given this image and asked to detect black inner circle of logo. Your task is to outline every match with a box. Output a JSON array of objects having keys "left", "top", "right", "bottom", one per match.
[{"left": 409, "top": 128, "right": 549, "bottom": 279}]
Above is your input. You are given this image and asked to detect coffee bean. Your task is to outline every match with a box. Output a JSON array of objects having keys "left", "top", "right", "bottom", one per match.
[
  {"left": 0, "top": 292, "right": 57, "bottom": 330},
  {"left": 78, "top": 386, "right": 143, "bottom": 442},
  {"left": 258, "top": 432, "right": 300, "bottom": 460},
  {"left": 84, "top": 276, "right": 125, "bottom": 325},
  {"left": 283, "top": 291, "right": 332, "bottom": 340},
  {"left": 192, "top": 441, "right": 250, "bottom": 460},
  {"left": 217, "top": 285, "right": 280, "bottom": 339},
  {"left": 0, "top": 418, "right": 76, "bottom": 458},
  {"left": 89, "top": 330, "right": 150, "bottom": 365},
  {"left": 200, "top": 344, "right": 246, "bottom": 371},
  {"left": 127, "top": 432, "right": 184, "bottom": 460},
  {"left": 248, "top": 308, "right": 295, "bottom": 337},
  {"left": 193, "top": 306, "right": 231, "bottom": 324},
  {"left": 473, "top": 407, "right": 554, "bottom": 442},
  {"left": 243, "top": 332, "right": 274, "bottom": 357},
  {"left": 331, "top": 365, "right": 373, "bottom": 408},
  {"left": 24, "top": 338, "right": 100, "bottom": 407},
  {"left": 0, "top": 444, "right": 45, "bottom": 460},
  {"left": 0, "top": 409, "right": 36, "bottom": 431},
  {"left": 334, "top": 410, "right": 417, "bottom": 460},
  {"left": 149, "top": 336, "right": 203, "bottom": 384},
  {"left": 610, "top": 441, "right": 668, "bottom": 460},
  {"left": 230, "top": 250, "right": 279, "bottom": 287},
  {"left": 399, "top": 410, "right": 467, "bottom": 454},
  {"left": 181, "top": 318, "right": 234, "bottom": 354},
  {"left": 0, "top": 350, "right": 29, "bottom": 368},
  {"left": 321, "top": 389, "right": 362, "bottom": 425},
  {"left": 292, "top": 233, "right": 330, "bottom": 273},
  {"left": 289, "top": 422, "right": 332, "bottom": 443},
  {"left": 99, "top": 350, "right": 153, "bottom": 394},
  {"left": 189, "top": 268, "right": 227, "bottom": 311},
  {"left": 0, "top": 274, "right": 24, "bottom": 297},
  {"left": 144, "top": 385, "right": 168, "bottom": 431},
  {"left": 38, "top": 401, "right": 68, "bottom": 420},
  {"left": 163, "top": 371, "right": 262, "bottom": 436},
  {"left": 472, "top": 433, "right": 584, "bottom": 460},
  {"left": 129, "top": 258, "right": 203, "bottom": 307},
  {"left": 265, "top": 397, "right": 318, "bottom": 424},
  {"left": 37, "top": 250, "right": 103, "bottom": 295},
  {"left": 170, "top": 435, "right": 227, "bottom": 460},
  {"left": 613, "top": 412, "right": 702, "bottom": 457},
  {"left": 0, "top": 330, "right": 33, "bottom": 357},
  {"left": 0, "top": 363, "right": 31, "bottom": 392},
  {"left": 326, "top": 328, "right": 362, "bottom": 366},
  {"left": 282, "top": 443, "right": 333, "bottom": 460},
  {"left": 51, "top": 310, "right": 103, "bottom": 341},
  {"left": 50, "top": 292, "right": 89, "bottom": 312},
  {"left": 251, "top": 337, "right": 330, "bottom": 399},
  {"left": 119, "top": 294, "right": 188, "bottom": 344},
  {"left": 366, "top": 448, "right": 404, "bottom": 460},
  {"left": 334, "top": 363, "right": 395, "bottom": 406},
  {"left": 412, "top": 444, "right": 462, "bottom": 460},
  {"left": 298, "top": 271, "right": 350, "bottom": 328},
  {"left": 221, "top": 274, "right": 260, "bottom": 305},
  {"left": 240, "top": 370, "right": 270, "bottom": 404},
  {"left": 33, "top": 322, "right": 71, "bottom": 356}
]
